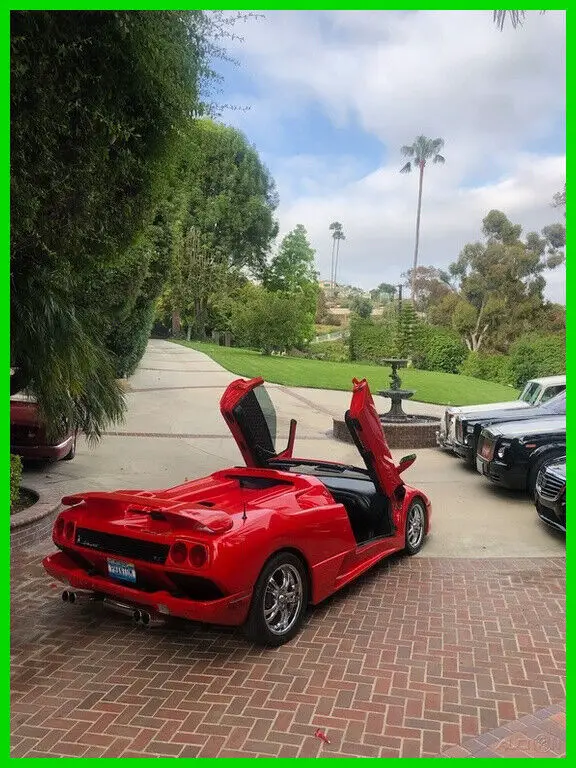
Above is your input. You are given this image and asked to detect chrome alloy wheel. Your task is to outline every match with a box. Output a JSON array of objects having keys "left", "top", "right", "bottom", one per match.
[
  {"left": 263, "top": 563, "right": 303, "bottom": 635},
  {"left": 407, "top": 501, "right": 425, "bottom": 549}
]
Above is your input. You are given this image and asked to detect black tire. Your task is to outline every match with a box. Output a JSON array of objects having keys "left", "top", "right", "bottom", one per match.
[
  {"left": 244, "top": 552, "right": 309, "bottom": 647},
  {"left": 62, "top": 434, "right": 77, "bottom": 461},
  {"left": 527, "top": 450, "right": 564, "bottom": 498},
  {"left": 404, "top": 498, "right": 427, "bottom": 555}
]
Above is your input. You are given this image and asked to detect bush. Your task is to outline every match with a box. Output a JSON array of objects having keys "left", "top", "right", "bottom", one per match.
[
  {"left": 507, "top": 333, "right": 566, "bottom": 389},
  {"left": 230, "top": 285, "right": 315, "bottom": 354},
  {"left": 307, "top": 340, "right": 349, "bottom": 362},
  {"left": 10, "top": 454, "right": 22, "bottom": 510},
  {"left": 411, "top": 324, "right": 467, "bottom": 373},
  {"left": 106, "top": 298, "right": 156, "bottom": 377},
  {"left": 349, "top": 317, "right": 398, "bottom": 363},
  {"left": 460, "top": 352, "right": 511, "bottom": 385}
]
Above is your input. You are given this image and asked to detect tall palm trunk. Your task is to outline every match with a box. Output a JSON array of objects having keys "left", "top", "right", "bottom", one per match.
[
  {"left": 330, "top": 237, "right": 336, "bottom": 292},
  {"left": 411, "top": 162, "right": 425, "bottom": 301},
  {"left": 334, "top": 238, "right": 342, "bottom": 287}
]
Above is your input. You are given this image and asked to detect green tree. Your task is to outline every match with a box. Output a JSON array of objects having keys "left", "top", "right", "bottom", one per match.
[
  {"left": 163, "top": 118, "right": 279, "bottom": 336},
  {"left": 264, "top": 224, "right": 317, "bottom": 294},
  {"left": 370, "top": 282, "right": 397, "bottom": 304},
  {"left": 448, "top": 210, "right": 565, "bottom": 352},
  {"left": 230, "top": 284, "right": 315, "bottom": 355},
  {"left": 350, "top": 295, "right": 373, "bottom": 319},
  {"left": 11, "top": 10, "right": 212, "bottom": 436},
  {"left": 402, "top": 266, "right": 453, "bottom": 313},
  {"left": 400, "top": 136, "right": 446, "bottom": 300}
]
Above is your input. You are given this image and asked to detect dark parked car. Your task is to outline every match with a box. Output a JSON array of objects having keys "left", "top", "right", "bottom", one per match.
[
  {"left": 10, "top": 394, "right": 77, "bottom": 462},
  {"left": 476, "top": 415, "right": 566, "bottom": 494},
  {"left": 535, "top": 457, "right": 566, "bottom": 533},
  {"left": 453, "top": 391, "right": 566, "bottom": 466}
]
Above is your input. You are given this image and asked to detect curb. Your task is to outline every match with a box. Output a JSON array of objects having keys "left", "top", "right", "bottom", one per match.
[{"left": 10, "top": 484, "right": 62, "bottom": 551}]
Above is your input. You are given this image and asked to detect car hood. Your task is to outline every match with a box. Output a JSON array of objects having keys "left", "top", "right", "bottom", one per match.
[
  {"left": 448, "top": 400, "right": 526, "bottom": 417},
  {"left": 465, "top": 401, "right": 566, "bottom": 427},
  {"left": 545, "top": 458, "right": 566, "bottom": 480},
  {"left": 483, "top": 416, "right": 566, "bottom": 439}
]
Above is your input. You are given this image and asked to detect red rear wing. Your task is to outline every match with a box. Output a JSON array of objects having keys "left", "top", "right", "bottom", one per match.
[{"left": 60, "top": 492, "right": 233, "bottom": 534}]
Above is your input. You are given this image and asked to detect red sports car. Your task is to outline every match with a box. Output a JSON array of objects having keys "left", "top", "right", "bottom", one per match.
[{"left": 43, "top": 377, "right": 431, "bottom": 646}]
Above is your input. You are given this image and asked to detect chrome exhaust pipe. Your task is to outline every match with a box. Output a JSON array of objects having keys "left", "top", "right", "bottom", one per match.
[
  {"left": 102, "top": 597, "right": 142, "bottom": 619},
  {"left": 62, "top": 589, "right": 96, "bottom": 605},
  {"left": 138, "top": 610, "right": 165, "bottom": 628}
]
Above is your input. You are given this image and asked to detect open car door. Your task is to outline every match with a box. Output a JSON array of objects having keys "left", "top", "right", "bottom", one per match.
[
  {"left": 345, "top": 378, "right": 414, "bottom": 503},
  {"left": 220, "top": 378, "right": 296, "bottom": 468}
]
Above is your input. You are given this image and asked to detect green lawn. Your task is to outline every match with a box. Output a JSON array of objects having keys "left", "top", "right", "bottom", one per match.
[{"left": 173, "top": 340, "right": 518, "bottom": 406}]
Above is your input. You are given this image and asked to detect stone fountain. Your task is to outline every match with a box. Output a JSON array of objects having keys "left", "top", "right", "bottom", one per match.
[{"left": 333, "top": 357, "right": 441, "bottom": 449}]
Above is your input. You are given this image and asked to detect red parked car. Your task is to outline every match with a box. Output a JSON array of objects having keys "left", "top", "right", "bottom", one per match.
[
  {"left": 43, "top": 377, "right": 431, "bottom": 646},
  {"left": 10, "top": 394, "right": 77, "bottom": 462}
]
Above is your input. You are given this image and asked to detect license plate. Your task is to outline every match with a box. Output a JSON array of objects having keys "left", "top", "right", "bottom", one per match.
[
  {"left": 476, "top": 457, "right": 486, "bottom": 474},
  {"left": 107, "top": 558, "right": 136, "bottom": 584}
]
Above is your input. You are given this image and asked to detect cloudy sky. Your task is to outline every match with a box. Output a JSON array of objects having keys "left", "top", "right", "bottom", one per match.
[{"left": 216, "top": 10, "right": 565, "bottom": 303}]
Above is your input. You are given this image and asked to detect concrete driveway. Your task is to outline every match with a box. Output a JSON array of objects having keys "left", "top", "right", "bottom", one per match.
[{"left": 22, "top": 339, "right": 564, "bottom": 558}]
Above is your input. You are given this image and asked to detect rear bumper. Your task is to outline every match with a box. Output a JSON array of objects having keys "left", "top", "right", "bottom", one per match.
[
  {"left": 475, "top": 456, "right": 526, "bottom": 491},
  {"left": 11, "top": 435, "right": 74, "bottom": 461},
  {"left": 43, "top": 551, "right": 252, "bottom": 626}
]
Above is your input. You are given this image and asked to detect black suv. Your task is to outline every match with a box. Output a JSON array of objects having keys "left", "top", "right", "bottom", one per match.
[{"left": 535, "top": 457, "right": 566, "bottom": 533}]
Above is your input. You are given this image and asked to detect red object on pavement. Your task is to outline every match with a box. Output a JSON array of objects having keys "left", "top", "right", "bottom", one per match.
[
  {"left": 315, "top": 728, "right": 330, "bottom": 744},
  {"left": 42, "top": 376, "right": 431, "bottom": 647}
]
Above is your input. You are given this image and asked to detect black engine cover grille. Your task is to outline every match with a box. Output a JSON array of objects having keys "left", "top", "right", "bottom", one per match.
[{"left": 75, "top": 527, "right": 170, "bottom": 564}]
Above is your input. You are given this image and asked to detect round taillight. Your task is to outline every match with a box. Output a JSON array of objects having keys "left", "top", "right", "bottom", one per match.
[
  {"left": 64, "top": 521, "right": 75, "bottom": 540},
  {"left": 170, "top": 541, "right": 188, "bottom": 564},
  {"left": 55, "top": 518, "right": 65, "bottom": 538},
  {"left": 189, "top": 545, "right": 207, "bottom": 568}
]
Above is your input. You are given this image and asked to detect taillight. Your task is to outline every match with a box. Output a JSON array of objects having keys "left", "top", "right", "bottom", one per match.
[
  {"left": 64, "top": 521, "right": 75, "bottom": 540},
  {"left": 170, "top": 541, "right": 188, "bottom": 564},
  {"left": 54, "top": 518, "right": 65, "bottom": 539},
  {"left": 189, "top": 545, "right": 207, "bottom": 568}
]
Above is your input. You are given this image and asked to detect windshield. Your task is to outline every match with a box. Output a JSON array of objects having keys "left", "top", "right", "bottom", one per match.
[
  {"left": 539, "top": 390, "right": 566, "bottom": 414},
  {"left": 519, "top": 382, "right": 541, "bottom": 404}
]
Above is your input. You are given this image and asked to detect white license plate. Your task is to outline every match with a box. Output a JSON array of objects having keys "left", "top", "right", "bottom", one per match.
[
  {"left": 107, "top": 558, "right": 136, "bottom": 584},
  {"left": 476, "top": 457, "right": 486, "bottom": 474}
]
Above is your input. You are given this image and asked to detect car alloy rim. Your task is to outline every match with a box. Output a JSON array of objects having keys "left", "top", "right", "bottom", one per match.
[
  {"left": 407, "top": 502, "right": 425, "bottom": 548},
  {"left": 263, "top": 563, "right": 303, "bottom": 635}
]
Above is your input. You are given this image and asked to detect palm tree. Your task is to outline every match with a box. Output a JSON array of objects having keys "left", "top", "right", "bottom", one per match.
[
  {"left": 400, "top": 136, "right": 446, "bottom": 301},
  {"left": 493, "top": 11, "right": 546, "bottom": 30},
  {"left": 333, "top": 229, "right": 346, "bottom": 289},
  {"left": 328, "top": 222, "right": 343, "bottom": 292}
]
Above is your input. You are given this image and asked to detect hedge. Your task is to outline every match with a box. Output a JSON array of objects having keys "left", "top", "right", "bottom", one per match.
[
  {"left": 507, "top": 333, "right": 566, "bottom": 389},
  {"left": 10, "top": 454, "right": 22, "bottom": 510},
  {"left": 348, "top": 317, "right": 398, "bottom": 363},
  {"left": 460, "top": 352, "right": 511, "bottom": 385},
  {"left": 411, "top": 324, "right": 468, "bottom": 374}
]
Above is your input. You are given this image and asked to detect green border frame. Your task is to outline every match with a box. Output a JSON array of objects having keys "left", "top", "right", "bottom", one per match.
[{"left": 6, "top": 4, "right": 567, "bottom": 765}]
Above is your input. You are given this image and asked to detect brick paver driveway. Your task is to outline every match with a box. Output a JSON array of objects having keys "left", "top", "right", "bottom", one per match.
[
  {"left": 11, "top": 545, "right": 565, "bottom": 758},
  {"left": 11, "top": 342, "right": 565, "bottom": 757}
]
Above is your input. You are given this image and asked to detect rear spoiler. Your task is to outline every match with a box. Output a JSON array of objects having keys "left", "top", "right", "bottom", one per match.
[{"left": 60, "top": 492, "right": 233, "bottom": 534}]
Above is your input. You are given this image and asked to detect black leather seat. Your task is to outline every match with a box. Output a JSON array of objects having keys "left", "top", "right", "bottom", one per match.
[{"left": 317, "top": 474, "right": 391, "bottom": 543}]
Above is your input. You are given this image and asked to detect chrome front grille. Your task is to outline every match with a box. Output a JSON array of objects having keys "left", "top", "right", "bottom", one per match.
[{"left": 538, "top": 470, "right": 565, "bottom": 501}]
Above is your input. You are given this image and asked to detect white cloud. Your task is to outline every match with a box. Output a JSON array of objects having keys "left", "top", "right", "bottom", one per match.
[{"left": 220, "top": 10, "right": 566, "bottom": 302}]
